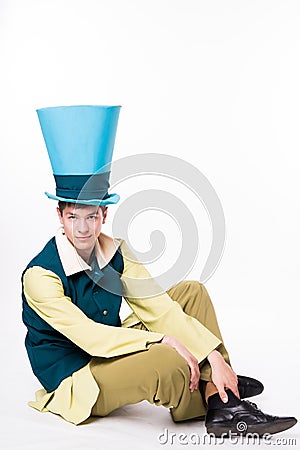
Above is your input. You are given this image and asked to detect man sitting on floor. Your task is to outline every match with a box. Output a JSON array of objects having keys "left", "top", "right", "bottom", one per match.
[{"left": 22, "top": 105, "right": 297, "bottom": 437}]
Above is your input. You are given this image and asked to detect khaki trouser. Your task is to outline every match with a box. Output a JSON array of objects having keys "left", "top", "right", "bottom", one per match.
[{"left": 90, "top": 280, "right": 230, "bottom": 421}]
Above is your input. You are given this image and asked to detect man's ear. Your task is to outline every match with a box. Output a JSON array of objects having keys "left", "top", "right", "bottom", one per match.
[
  {"left": 57, "top": 207, "right": 63, "bottom": 225},
  {"left": 102, "top": 207, "right": 108, "bottom": 224}
]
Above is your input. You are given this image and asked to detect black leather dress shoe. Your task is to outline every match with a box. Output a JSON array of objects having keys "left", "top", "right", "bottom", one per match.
[
  {"left": 205, "top": 391, "right": 297, "bottom": 437},
  {"left": 237, "top": 375, "right": 264, "bottom": 399}
]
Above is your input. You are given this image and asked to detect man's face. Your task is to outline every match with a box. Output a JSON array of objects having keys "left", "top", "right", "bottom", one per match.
[{"left": 57, "top": 204, "right": 107, "bottom": 255}]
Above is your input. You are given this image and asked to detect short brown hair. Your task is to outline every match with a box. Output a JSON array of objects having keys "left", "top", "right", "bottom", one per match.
[{"left": 58, "top": 201, "right": 107, "bottom": 216}]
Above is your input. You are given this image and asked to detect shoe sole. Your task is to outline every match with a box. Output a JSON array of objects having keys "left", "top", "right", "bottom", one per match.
[
  {"left": 238, "top": 375, "right": 264, "bottom": 399},
  {"left": 206, "top": 418, "right": 297, "bottom": 437}
]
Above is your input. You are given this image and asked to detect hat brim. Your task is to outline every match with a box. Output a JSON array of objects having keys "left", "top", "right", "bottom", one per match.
[{"left": 45, "top": 191, "right": 120, "bottom": 206}]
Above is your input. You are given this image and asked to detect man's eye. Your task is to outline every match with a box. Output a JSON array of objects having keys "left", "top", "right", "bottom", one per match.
[
  {"left": 69, "top": 215, "right": 76, "bottom": 220},
  {"left": 88, "top": 215, "right": 97, "bottom": 220}
]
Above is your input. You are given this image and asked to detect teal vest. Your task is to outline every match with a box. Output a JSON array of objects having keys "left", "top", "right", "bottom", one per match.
[{"left": 22, "top": 237, "right": 124, "bottom": 392}]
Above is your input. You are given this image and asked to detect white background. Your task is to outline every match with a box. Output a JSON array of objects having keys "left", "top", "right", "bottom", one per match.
[{"left": 0, "top": 1, "right": 299, "bottom": 449}]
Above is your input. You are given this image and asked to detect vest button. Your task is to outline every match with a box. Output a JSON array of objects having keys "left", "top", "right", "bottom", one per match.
[{"left": 103, "top": 310, "right": 108, "bottom": 316}]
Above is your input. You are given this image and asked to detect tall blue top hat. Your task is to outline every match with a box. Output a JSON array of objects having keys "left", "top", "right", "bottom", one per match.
[{"left": 36, "top": 105, "right": 121, "bottom": 206}]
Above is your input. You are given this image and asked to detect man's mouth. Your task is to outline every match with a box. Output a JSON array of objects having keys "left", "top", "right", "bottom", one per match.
[{"left": 75, "top": 236, "right": 93, "bottom": 240}]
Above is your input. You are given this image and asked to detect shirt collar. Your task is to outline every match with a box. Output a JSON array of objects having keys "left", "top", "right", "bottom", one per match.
[{"left": 55, "top": 227, "right": 121, "bottom": 276}]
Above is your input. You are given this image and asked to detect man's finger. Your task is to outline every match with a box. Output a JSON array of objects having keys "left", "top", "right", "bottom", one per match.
[
  {"left": 189, "top": 367, "right": 198, "bottom": 384},
  {"left": 231, "top": 385, "right": 240, "bottom": 399},
  {"left": 218, "top": 387, "right": 228, "bottom": 403},
  {"left": 189, "top": 362, "right": 200, "bottom": 391},
  {"left": 226, "top": 379, "right": 239, "bottom": 398}
]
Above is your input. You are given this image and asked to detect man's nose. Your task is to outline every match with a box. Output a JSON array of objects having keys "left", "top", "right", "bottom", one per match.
[{"left": 75, "top": 218, "right": 89, "bottom": 234}]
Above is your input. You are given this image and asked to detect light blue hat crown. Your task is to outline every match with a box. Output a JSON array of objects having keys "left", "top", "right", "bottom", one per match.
[{"left": 37, "top": 105, "right": 121, "bottom": 205}]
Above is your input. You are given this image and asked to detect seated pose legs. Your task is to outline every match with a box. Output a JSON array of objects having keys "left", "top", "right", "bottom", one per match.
[{"left": 90, "top": 280, "right": 297, "bottom": 436}]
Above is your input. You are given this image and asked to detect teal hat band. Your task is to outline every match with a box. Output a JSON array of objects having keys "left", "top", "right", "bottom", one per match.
[
  {"left": 54, "top": 173, "right": 110, "bottom": 200},
  {"left": 44, "top": 192, "right": 120, "bottom": 206}
]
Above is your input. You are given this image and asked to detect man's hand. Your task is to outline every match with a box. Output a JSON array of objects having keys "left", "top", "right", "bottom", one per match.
[
  {"left": 160, "top": 335, "right": 200, "bottom": 392},
  {"left": 207, "top": 350, "right": 239, "bottom": 402}
]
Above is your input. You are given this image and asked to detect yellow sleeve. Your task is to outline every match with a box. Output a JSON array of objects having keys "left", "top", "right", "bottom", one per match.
[
  {"left": 119, "top": 240, "right": 222, "bottom": 363},
  {"left": 23, "top": 266, "right": 164, "bottom": 358}
]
